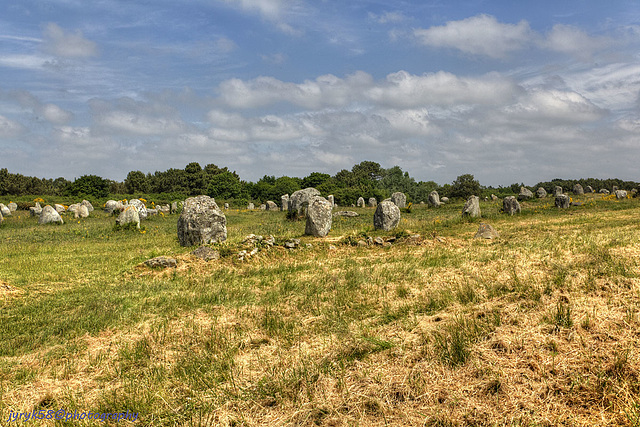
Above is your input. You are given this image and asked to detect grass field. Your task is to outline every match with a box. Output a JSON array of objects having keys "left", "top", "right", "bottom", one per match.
[{"left": 1, "top": 194, "right": 639, "bottom": 426}]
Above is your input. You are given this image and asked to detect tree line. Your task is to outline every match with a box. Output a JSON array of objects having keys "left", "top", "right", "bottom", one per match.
[{"left": 1, "top": 163, "right": 638, "bottom": 206}]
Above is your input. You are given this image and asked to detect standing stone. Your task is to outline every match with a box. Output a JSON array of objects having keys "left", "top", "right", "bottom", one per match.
[
  {"left": 491, "top": 194, "right": 498, "bottom": 201},
  {"left": 390, "top": 192, "right": 406, "bottom": 208},
  {"left": 586, "top": 186, "right": 594, "bottom": 193},
  {"left": 368, "top": 197, "right": 377, "bottom": 208},
  {"left": 177, "top": 195, "right": 227, "bottom": 246},
  {"left": 265, "top": 201, "right": 277, "bottom": 211},
  {"left": 613, "top": 186, "right": 619, "bottom": 192},
  {"left": 76, "top": 204, "right": 90, "bottom": 218},
  {"left": 224, "top": 203, "right": 229, "bottom": 209},
  {"left": 440, "top": 197, "right": 449, "bottom": 203},
  {"left": 428, "top": 191, "right": 441, "bottom": 208},
  {"left": 104, "top": 200, "right": 122, "bottom": 214},
  {"left": 475, "top": 223, "right": 499, "bottom": 239},
  {"left": 502, "top": 196, "right": 521, "bottom": 215},
  {"left": 373, "top": 200, "right": 401, "bottom": 231},
  {"left": 599, "top": 189, "right": 610, "bottom": 195},
  {"left": 573, "top": 184, "right": 584, "bottom": 195},
  {"left": 281, "top": 194, "right": 289, "bottom": 211},
  {"left": 116, "top": 205, "right": 140, "bottom": 229},
  {"left": 554, "top": 186, "right": 563, "bottom": 197},
  {"left": 462, "top": 195, "right": 481, "bottom": 217},
  {"left": 304, "top": 196, "right": 332, "bottom": 237},
  {"left": 247, "top": 203, "right": 255, "bottom": 210},
  {"left": 327, "top": 195, "right": 335, "bottom": 207},
  {"left": 518, "top": 187, "right": 533, "bottom": 201},
  {"left": 356, "top": 197, "right": 365, "bottom": 208},
  {"left": 615, "top": 190, "right": 628, "bottom": 199},
  {"left": 555, "top": 194, "right": 570, "bottom": 208},
  {"left": 289, "top": 188, "right": 321, "bottom": 215},
  {"left": 38, "top": 205, "right": 64, "bottom": 224},
  {"left": 536, "top": 187, "right": 547, "bottom": 198},
  {"left": 30, "top": 203, "right": 43, "bottom": 217},
  {"left": 0, "top": 204, "right": 10, "bottom": 216},
  {"left": 129, "top": 199, "right": 148, "bottom": 220},
  {"left": 8, "top": 202, "right": 17, "bottom": 212},
  {"left": 81, "top": 200, "right": 94, "bottom": 213},
  {"left": 260, "top": 204, "right": 266, "bottom": 210}
]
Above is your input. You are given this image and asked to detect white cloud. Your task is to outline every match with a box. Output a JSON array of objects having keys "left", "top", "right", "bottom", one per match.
[
  {"left": 542, "top": 24, "right": 611, "bottom": 59},
  {"left": 414, "top": 14, "right": 533, "bottom": 58},
  {"left": 0, "top": 54, "right": 46, "bottom": 70},
  {"left": 42, "top": 23, "right": 98, "bottom": 58},
  {"left": 96, "top": 111, "right": 185, "bottom": 135},
  {"left": 41, "top": 103, "right": 73, "bottom": 124},
  {"left": 369, "top": 11, "right": 407, "bottom": 25},
  {"left": 0, "top": 115, "right": 24, "bottom": 138}
]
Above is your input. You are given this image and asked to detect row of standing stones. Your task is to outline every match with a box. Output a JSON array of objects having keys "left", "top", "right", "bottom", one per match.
[{"left": 0, "top": 200, "right": 96, "bottom": 225}]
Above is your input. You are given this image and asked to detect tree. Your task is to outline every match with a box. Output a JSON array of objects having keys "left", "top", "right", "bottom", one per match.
[
  {"left": 301, "top": 172, "right": 330, "bottom": 189},
  {"left": 184, "top": 162, "right": 205, "bottom": 195},
  {"left": 65, "top": 175, "right": 109, "bottom": 198},
  {"left": 125, "top": 171, "right": 149, "bottom": 194},
  {"left": 449, "top": 174, "right": 481, "bottom": 199},
  {"left": 207, "top": 171, "right": 244, "bottom": 199},
  {"left": 273, "top": 176, "right": 301, "bottom": 197},
  {"left": 352, "top": 161, "right": 384, "bottom": 182}
]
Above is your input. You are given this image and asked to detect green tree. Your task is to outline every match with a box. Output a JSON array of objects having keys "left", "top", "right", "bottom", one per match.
[
  {"left": 65, "top": 175, "right": 109, "bottom": 198},
  {"left": 301, "top": 172, "right": 330, "bottom": 189},
  {"left": 207, "top": 171, "right": 243, "bottom": 199},
  {"left": 449, "top": 174, "right": 481, "bottom": 199},
  {"left": 125, "top": 170, "right": 149, "bottom": 194}
]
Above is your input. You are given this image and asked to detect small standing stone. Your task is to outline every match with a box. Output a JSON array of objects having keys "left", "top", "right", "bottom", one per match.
[
  {"left": 502, "top": 196, "right": 521, "bottom": 215},
  {"left": 247, "top": 203, "right": 255, "bottom": 210},
  {"left": 573, "top": 184, "right": 584, "bottom": 195},
  {"left": 116, "top": 205, "right": 140, "bottom": 229},
  {"left": 266, "top": 201, "right": 278, "bottom": 211},
  {"left": 357, "top": 197, "right": 365, "bottom": 208},
  {"left": 462, "top": 196, "right": 481, "bottom": 217},
  {"left": 536, "top": 187, "right": 547, "bottom": 198},
  {"left": 178, "top": 195, "right": 227, "bottom": 246},
  {"left": 38, "top": 205, "right": 64, "bottom": 225},
  {"left": 224, "top": 203, "right": 229, "bottom": 209},
  {"left": 585, "top": 186, "right": 594, "bottom": 193},
  {"left": 373, "top": 200, "right": 401, "bottom": 231},
  {"left": 8, "top": 202, "right": 17, "bottom": 212},
  {"left": 518, "top": 187, "right": 533, "bottom": 201},
  {"left": 554, "top": 186, "right": 563, "bottom": 197},
  {"left": 327, "top": 195, "right": 335, "bottom": 207},
  {"left": 555, "top": 194, "right": 570, "bottom": 208},
  {"left": 615, "top": 190, "right": 628, "bottom": 199},
  {"left": 305, "top": 196, "right": 333, "bottom": 237},
  {"left": 428, "top": 191, "right": 441, "bottom": 208},
  {"left": 281, "top": 194, "right": 289, "bottom": 211},
  {"left": 76, "top": 204, "right": 90, "bottom": 218},
  {"left": 390, "top": 192, "right": 407, "bottom": 208},
  {"left": 475, "top": 223, "right": 499, "bottom": 239},
  {"left": 368, "top": 197, "right": 377, "bottom": 207},
  {"left": 129, "top": 199, "right": 148, "bottom": 220}
]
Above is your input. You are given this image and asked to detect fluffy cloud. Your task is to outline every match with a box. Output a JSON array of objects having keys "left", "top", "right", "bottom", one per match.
[
  {"left": 414, "top": 14, "right": 533, "bottom": 58},
  {"left": 41, "top": 104, "right": 73, "bottom": 124},
  {"left": 42, "top": 23, "right": 98, "bottom": 58},
  {"left": 542, "top": 24, "right": 611, "bottom": 58},
  {"left": 0, "top": 115, "right": 24, "bottom": 138}
]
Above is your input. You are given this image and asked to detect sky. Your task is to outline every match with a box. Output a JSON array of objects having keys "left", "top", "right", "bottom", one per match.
[{"left": 0, "top": 0, "right": 639, "bottom": 186}]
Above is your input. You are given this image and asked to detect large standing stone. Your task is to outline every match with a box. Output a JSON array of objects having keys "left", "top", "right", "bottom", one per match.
[
  {"left": 368, "top": 197, "right": 377, "bottom": 208},
  {"left": 462, "top": 195, "right": 481, "bottom": 217},
  {"left": 554, "top": 186, "right": 563, "bottom": 197},
  {"left": 8, "top": 202, "right": 17, "bottom": 212},
  {"left": 304, "top": 196, "right": 332, "bottom": 237},
  {"left": 281, "top": 194, "right": 289, "bottom": 211},
  {"left": 428, "top": 190, "right": 441, "bottom": 208},
  {"left": 129, "top": 199, "right": 148, "bottom": 220},
  {"left": 39, "top": 205, "right": 64, "bottom": 224},
  {"left": 373, "top": 200, "right": 401, "bottom": 231},
  {"left": 116, "top": 205, "right": 140, "bottom": 229},
  {"left": 81, "top": 200, "right": 94, "bottom": 213},
  {"left": 177, "top": 195, "right": 227, "bottom": 246},
  {"left": 555, "top": 194, "right": 570, "bottom": 208},
  {"left": 573, "top": 184, "right": 584, "bottom": 195},
  {"left": 289, "top": 188, "right": 321, "bottom": 216},
  {"left": 615, "top": 190, "right": 628, "bottom": 199},
  {"left": 536, "top": 187, "right": 547, "bottom": 198},
  {"left": 518, "top": 187, "right": 534, "bottom": 201},
  {"left": 104, "top": 200, "right": 120, "bottom": 214},
  {"left": 0, "top": 204, "right": 10, "bottom": 216},
  {"left": 390, "top": 192, "right": 407, "bottom": 208},
  {"left": 356, "top": 197, "right": 365, "bottom": 208},
  {"left": 502, "top": 196, "right": 521, "bottom": 215},
  {"left": 76, "top": 204, "right": 90, "bottom": 218}
]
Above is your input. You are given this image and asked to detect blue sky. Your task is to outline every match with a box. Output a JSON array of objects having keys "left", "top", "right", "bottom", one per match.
[{"left": 1, "top": 0, "right": 639, "bottom": 186}]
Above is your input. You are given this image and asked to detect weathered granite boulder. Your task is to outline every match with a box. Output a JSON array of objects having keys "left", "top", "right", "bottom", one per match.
[
  {"left": 391, "top": 192, "right": 407, "bottom": 208},
  {"left": 615, "top": 190, "right": 628, "bottom": 199},
  {"left": 304, "top": 196, "right": 332, "bottom": 237},
  {"left": 599, "top": 189, "right": 610, "bottom": 195},
  {"left": 491, "top": 194, "right": 498, "bottom": 201},
  {"left": 475, "top": 223, "right": 499, "bottom": 239},
  {"left": 129, "top": 199, "right": 148, "bottom": 220},
  {"left": 502, "top": 196, "right": 521, "bottom": 215},
  {"left": 144, "top": 256, "right": 177, "bottom": 268},
  {"left": 81, "top": 200, "right": 94, "bottom": 213},
  {"left": 368, "top": 197, "right": 377, "bottom": 208},
  {"left": 333, "top": 211, "right": 359, "bottom": 217},
  {"left": 440, "top": 197, "right": 449, "bottom": 203},
  {"left": 266, "top": 201, "right": 278, "bottom": 211},
  {"left": 104, "top": 200, "right": 123, "bottom": 214},
  {"left": 555, "top": 194, "right": 570, "bottom": 208},
  {"left": 116, "top": 205, "right": 140, "bottom": 229},
  {"left": 536, "top": 187, "right": 547, "bottom": 198},
  {"left": 573, "top": 184, "right": 584, "bottom": 195},
  {"left": 39, "top": 205, "right": 63, "bottom": 224},
  {"left": 518, "top": 187, "right": 534, "bottom": 201},
  {"left": 327, "top": 195, "right": 335, "bottom": 207},
  {"left": 428, "top": 190, "right": 441, "bottom": 208},
  {"left": 0, "top": 204, "right": 10, "bottom": 216},
  {"left": 223, "top": 203, "right": 229, "bottom": 210},
  {"left": 191, "top": 246, "right": 220, "bottom": 261},
  {"left": 76, "top": 204, "right": 90, "bottom": 218},
  {"left": 289, "top": 188, "right": 321, "bottom": 216},
  {"left": 281, "top": 194, "right": 289, "bottom": 211},
  {"left": 177, "top": 195, "right": 227, "bottom": 246},
  {"left": 8, "top": 202, "right": 17, "bottom": 212},
  {"left": 586, "top": 186, "right": 594, "bottom": 193},
  {"left": 247, "top": 202, "right": 255, "bottom": 210},
  {"left": 260, "top": 204, "right": 266, "bottom": 210},
  {"left": 356, "top": 197, "right": 365, "bottom": 208},
  {"left": 462, "top": 196, "right": 481, "bottom": 217},
  {"left": 146, "top": 208, "right": 157, "bottom": 217},
  {"left": 373, "top": 200, "right": 401, "bottom": 231},
  {"left": 554, "top": 186, "right": 563, "bottom": 197}
]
